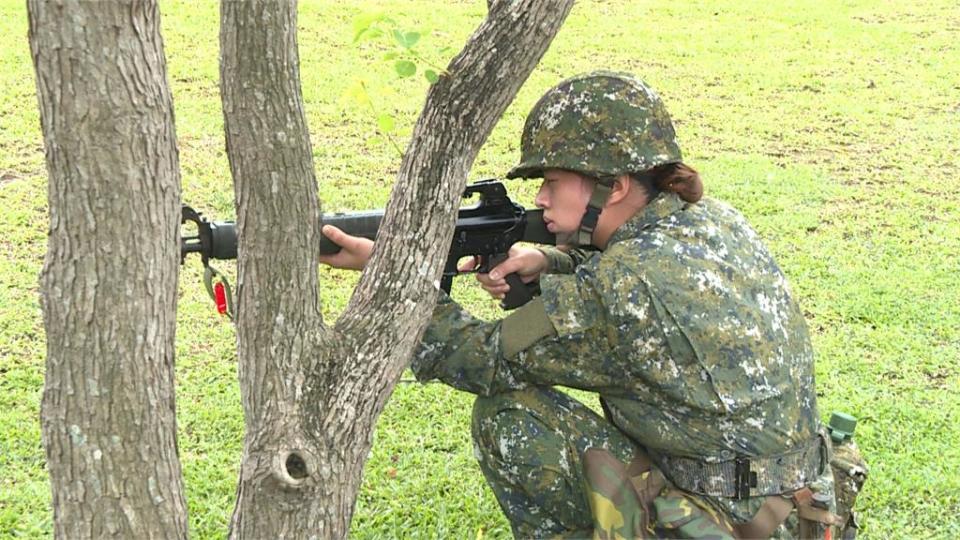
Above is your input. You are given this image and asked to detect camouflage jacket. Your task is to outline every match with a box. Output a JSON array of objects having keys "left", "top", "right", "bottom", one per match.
[{"left": 412, "top": 192, "right": 820, "bottom": 461}]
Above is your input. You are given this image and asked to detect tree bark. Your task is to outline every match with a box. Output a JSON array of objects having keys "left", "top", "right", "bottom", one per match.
[
  {"left": 28, "top": 0, "right": 188, "bottom": 538},
  {"left": 220, "top": 0, "right": 573, "bottom": 538}
]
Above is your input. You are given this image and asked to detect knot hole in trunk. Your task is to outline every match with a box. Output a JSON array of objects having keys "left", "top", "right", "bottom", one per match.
[{"left": 274, "top": 448, "right": 315, "bottom": 487}]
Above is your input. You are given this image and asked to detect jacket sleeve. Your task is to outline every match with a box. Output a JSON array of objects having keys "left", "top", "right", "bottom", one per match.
[
  {"left": 411, "top": 260, "right": 652, "bottom": 396},
  {"left": 538, "top": 246, "right": 596, "bottom": 274}
]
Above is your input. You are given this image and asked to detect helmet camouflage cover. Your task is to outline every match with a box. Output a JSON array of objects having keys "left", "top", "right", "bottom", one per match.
[{"left": 507, "top": 71, "right": 682, "bottom": 182}]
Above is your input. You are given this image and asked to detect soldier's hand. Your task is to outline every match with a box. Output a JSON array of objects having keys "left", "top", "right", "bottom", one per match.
[
  {"left": 319, "top": 225, "right": 374, "bottom": 271},
  {"left": 471, "top": 246, "right": 547, "bottom": 300}
]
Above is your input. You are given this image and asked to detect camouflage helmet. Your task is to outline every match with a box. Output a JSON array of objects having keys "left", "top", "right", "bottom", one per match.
[{"left": 507, "top": 71, "right": 682, "bottom": 182}]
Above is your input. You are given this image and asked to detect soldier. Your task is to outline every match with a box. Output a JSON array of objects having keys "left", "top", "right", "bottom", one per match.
[{"left": 321, "top": 72, "right": 841, "bottom": 539}]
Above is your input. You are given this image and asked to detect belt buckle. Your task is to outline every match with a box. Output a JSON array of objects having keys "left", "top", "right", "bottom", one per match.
[{"left": 734, "top": 456, "right": 758, "bottom": 500}]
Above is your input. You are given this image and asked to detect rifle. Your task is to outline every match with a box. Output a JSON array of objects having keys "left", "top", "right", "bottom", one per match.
[{"left": 181, "top": 180, "right": 556, "bottom": 314}]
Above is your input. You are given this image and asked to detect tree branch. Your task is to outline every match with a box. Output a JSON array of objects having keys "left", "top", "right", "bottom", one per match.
[{"left": 338, "top": 0, "right": 574, "bottom": 393}]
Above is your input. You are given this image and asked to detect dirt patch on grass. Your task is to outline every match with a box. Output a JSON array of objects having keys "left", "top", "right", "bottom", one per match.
[{"left": 0, "top": 172, "right": 19, "bottom": 187}]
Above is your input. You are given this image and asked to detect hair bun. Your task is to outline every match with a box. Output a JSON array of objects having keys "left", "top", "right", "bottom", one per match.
[{"left": 655, "top": 163, "right": 703, "bottom": 203}]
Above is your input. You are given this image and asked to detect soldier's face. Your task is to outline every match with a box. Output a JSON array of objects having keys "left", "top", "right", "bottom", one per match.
[{"left": 535, "top": 169, "right": 594, "bottom": 234}]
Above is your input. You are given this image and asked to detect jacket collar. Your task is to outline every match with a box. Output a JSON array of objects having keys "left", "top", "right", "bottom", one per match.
[{"left": 607, "top": 192, "right": 686, "bottom": 247}]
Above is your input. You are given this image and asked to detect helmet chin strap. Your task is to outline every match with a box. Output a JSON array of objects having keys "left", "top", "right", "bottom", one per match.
[{"left": 558, "top": 180, "right": 613, "bottom": 247}]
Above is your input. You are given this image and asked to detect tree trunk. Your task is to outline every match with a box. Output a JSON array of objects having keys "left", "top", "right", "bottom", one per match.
[
  {"left": 220, "top": 0, "right": 573, "bottom": 537},
  {"left": 28, "top": 0, "right": 188, "bottom": 538}
]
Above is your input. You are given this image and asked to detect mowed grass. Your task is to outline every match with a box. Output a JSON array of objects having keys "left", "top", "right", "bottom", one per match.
[{"left": 1, "top": 0, "right": 958, "bottom": 538}]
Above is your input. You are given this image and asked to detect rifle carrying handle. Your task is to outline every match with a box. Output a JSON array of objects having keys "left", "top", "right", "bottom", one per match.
[{"left": 500, "top": 273, "right": 540, "bottom": 310}]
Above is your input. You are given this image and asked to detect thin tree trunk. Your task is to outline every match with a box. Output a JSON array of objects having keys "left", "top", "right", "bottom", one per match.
[
  {"left": 219, "top": 0, "right": 331, "bottom": 536},
  {"left": 28, "top": 0, "right": 188, "bottom": 538},
  {"left": 220, "top": 1, "right": 573, "bottom": 537}
]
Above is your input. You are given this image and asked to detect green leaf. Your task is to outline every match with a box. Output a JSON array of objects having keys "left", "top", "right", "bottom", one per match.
[
  {"left": 340, "top": 79, "right": 371, "bottom": 107},
  {"left": 353, "top": 28, "right": 370, "bottom": 43},
  {"left": 390, "top": 29, "right": 421, "bottom": 49},
  {"left": 377, "top": 114, "right": 396, "bottom": 133},
  {"left": 352, "top": 17, "right": 372, "bottom": 42},
  {"left": 404, "top": 32, "right": 421, "bottom": 48},
  {"left": 351, "top": 12, "right": 383, "bottom": 43},
  {"left": 424, "top": 69, "right": 439, "bottom": 84},
  {"left": 394, "top": 60, "right": 416, "bottom": 78},
  {"left": 382, "top": 51, "right": 399, "bottom": 61}
]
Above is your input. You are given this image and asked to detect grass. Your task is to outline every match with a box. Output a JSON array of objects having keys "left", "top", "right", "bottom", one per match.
[{"left": 2, "top": 0, "right": 959, "bottom": 538}]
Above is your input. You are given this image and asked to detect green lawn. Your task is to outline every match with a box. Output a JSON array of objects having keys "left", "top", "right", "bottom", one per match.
[{"left": 2, "top": 0, "right": 959, "bottom": 538}]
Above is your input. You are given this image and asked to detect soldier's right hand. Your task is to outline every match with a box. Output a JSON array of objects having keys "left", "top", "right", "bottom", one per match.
[{"left": 462, "top": 246, "right": 547, "bottom": 300}]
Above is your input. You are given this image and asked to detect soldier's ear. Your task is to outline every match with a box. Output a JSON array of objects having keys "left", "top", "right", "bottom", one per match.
[{"left": 605, "top": 174, "right": 633, "bottom": 205}]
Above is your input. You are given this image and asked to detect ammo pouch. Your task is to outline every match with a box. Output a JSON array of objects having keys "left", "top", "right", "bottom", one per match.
[{"left": 828, "top": 436, "right": 869, "bottom": 539}]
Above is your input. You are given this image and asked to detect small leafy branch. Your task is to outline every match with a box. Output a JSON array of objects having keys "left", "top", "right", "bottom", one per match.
[
  {"left": 349, "top": 12, "right": 451, "bottom": 155},
  {"left": 352, "top": 13, "right": 449, "bottom": 84}
]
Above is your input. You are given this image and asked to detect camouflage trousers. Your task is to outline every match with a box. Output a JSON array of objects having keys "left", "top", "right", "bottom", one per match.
[{"left": 471, "top": 387, "right": 803, "bottom": 539}]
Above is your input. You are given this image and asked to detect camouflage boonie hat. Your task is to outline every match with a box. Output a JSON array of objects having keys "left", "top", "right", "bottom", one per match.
[{"left": 507, "top": 71, "right": 682, "bottom": 182}]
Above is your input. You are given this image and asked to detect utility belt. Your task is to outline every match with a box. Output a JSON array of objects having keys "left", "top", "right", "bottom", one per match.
[
  {"left": 584, "top": 435, "right": 844, "bottom": 540},
  {"left": 654, "top": 436, "right": 827, "bottom": 500},
  {"left": 648, "top": 435, "right": 843, "bottom": 538}
]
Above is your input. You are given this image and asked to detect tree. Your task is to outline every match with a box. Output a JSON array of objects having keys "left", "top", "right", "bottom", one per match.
[
  {"left": 28, "top": 0, "right": 188, "bottom": 538},
  {"left": 219, "top": 0, "right": 573, "bottom": 537},
  {"left": 30, "top": 0, "right": 573, "bottom": 536}
]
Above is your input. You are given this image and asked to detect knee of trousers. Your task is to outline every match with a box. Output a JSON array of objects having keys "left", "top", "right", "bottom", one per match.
[
  {"left": 471, "top": 387, "right": 579, "bottom": 465},
  {"left": 472, "top": 388, "right": 641, "bottom": 470},
  {"left": 473, "top": 388, "right": 559, "bottom": 436},
  {"left": 471, "top": 389, "right": 598, "bottom": 537}
]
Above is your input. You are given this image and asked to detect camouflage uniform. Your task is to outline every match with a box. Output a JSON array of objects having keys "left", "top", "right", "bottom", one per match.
[{"left": 411, "top": 72, "right": 832, "bottom": 538}]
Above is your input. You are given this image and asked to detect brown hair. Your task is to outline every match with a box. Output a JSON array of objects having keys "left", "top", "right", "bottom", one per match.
[{"left": 630, "top": 162, "right": 703, "bottom": 203}]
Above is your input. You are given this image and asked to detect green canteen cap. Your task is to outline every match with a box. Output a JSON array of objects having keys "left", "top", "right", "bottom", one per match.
[
  {"left": 828, "top": 411, "right": 858, "bottom": 442},
  {"left": 507, "top": 71, "right": 682, "bottom": 183}
]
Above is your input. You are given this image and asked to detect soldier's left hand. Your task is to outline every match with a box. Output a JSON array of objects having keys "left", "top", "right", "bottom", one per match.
[{"left": 319, "top": 225, "right": 374, "bottom": 270}]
